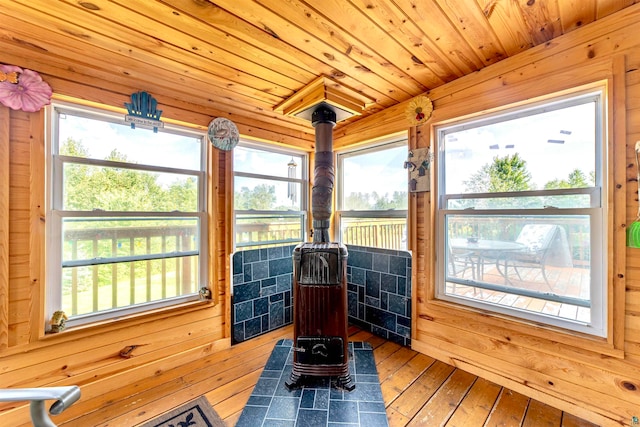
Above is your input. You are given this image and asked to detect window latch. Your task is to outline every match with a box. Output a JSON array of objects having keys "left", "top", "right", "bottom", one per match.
[{"left": 543, "top": 205, "right": 559, "bottom": 209}]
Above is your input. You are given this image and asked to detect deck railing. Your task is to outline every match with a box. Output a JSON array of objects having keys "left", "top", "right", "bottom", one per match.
[
  {"left": 62, "top": 217, "right": 587, "bottom": 315},
  {"left": 63, "top": 226, "right": 198, "bottom": 316},
  {"left": 447, "top": 216, "right": 591, "bottom": 265},
  {"left": 342, "top": 223, "right": 406, "bottom": 250},
  {"left": 63, "top": 219, "right": 407, "bottom": 313}
]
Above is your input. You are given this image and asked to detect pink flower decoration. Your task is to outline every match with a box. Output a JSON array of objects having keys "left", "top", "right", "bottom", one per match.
[{"left": 0, "top": 64, "right": 52, "bottom": 112}]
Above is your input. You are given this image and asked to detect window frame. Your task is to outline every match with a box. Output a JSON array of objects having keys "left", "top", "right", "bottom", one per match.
[
  {"left": 336, "top": 137, "right": 409, "bottom": 250},
  {"left": 46, "top": 102, "right": 209, "bottom": 328},
  {"left": 434, "top": 87, "right": 608, "bottom": 337},
  {"left": 232, "top": 140, "right": 309, "bottom": 249}
]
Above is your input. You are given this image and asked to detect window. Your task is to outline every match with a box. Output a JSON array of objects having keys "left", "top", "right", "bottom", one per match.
[
  {"left": 47, "top": 103, "right": 207, "bottom": 327},
  {"left": 436, "top": 88, "right": 606, "bottom": 336},
  {"left": 233, "top": 142, "right": 308, "bottom": 248},
  {"left": 337, "top": 138, "right": 408, "bottom": 250}
]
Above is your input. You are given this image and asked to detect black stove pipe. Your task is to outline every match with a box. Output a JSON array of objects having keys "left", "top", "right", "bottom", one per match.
[{"left": 311, "top": 105, "right": 336, "bottom": 243}]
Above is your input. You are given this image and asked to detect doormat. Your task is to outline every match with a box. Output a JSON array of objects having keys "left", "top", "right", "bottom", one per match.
[
  {"left": 139, "top": 395, "right": 225, "bottom": 427},
  {"left": 236, "top": 339, "right": 389, "bottom": 426}
]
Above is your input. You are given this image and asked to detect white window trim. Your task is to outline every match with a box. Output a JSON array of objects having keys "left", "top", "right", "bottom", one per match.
[
  {"left": 45, "top": 102, "right": 208, "bottom": 328},
  {"left": 434, "top": 87, "right": 607, "bottom": 337},
  {"left": 336, "top": 137, "right": 409, "bottom": 248},
  {"left": 233, "top": 139, "right": 309, "bottom": 249}
]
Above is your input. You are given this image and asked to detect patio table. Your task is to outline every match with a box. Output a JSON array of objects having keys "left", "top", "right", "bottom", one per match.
[{"left": 450, "top": 238, "right": 526, "bottom": 282}]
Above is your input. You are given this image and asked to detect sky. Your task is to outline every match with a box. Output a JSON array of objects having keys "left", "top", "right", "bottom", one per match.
[
  {"left": 443, "top": 101, "right": 597, "bottom": 194},
  {"left": 58, "top": 98, "right": 598, "bottom": 203},
  {"left": 58, "top": 112, "right": 202, "bottom": 171}
]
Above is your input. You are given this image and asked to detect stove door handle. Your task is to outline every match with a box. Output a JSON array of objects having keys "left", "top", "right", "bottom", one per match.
[{"left": 311, "top": 343, "right": 328, "bottom": 358}]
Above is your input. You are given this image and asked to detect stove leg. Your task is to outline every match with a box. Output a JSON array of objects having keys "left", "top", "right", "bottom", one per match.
[
  {"left": 284, "top": 372, "right": 303, "bottom": 391},
  {"left": 335, "top": 373, "right": 355, "bottom": 391}
]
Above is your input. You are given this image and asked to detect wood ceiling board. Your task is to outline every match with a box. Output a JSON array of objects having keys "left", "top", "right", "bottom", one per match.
[
  {"left": 212, "top": 0, "right": 415, "bottom": 102},
  {"left": 477, "top": 0, "right": 536, "bottom": 55},
  {"left": 297, "top": 0, "right": 446, "bottom": 90},
  {"left": 162, "top": 0, "right": 397, "bottom": 110},
  {"left": 434, "top": 0, "right": 509, "bottom": 65},
  {"left": 0, "top": 35, "right": 316, "bottom": 141},
  {"left": 0, "top": 16, "right": 287, "bottom": 112},
  {"left": 392, "top": 0, "right": 486, "bottom": 74},
  {"left": 251, "top": 0, "right": 431, "bottom": 95},
  {"left": 596, "top": 0, "right": 638, "bottom": 18},
  {"left": 54, "top": 0, "right": 304, "bottom": 91},
  {"left": 10, "top": 0, "right": 295, "bottom": 101},
  {"left": 558, "top": 0, "right": 598, "bottom": 33},
  {"left": 348, "top": 0, "right": 464, "bottom": 82},
  {"left": 516, "top": 0, "right": 563, "bottom": 46},
  {"left": 0, "top": 0, "right": 635, "bottom": 136},
  {"left": 107, "top": 0, "right": 316, "bottom": 88}
]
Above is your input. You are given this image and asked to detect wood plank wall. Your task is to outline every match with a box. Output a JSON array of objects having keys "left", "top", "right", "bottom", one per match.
[
  {"left": 1, "top": 4, "right": 640, "bottom": 427},
  {"left": 0, "top": 76, "right": 284, "bottom": 424},
  {"left": 335, "top": 4, "right": 640, "bottom": 427}
]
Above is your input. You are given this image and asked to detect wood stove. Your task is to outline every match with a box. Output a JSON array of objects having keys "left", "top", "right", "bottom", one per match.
[{"left": 285, "top": 105, "right": 354, "bottom": 391}]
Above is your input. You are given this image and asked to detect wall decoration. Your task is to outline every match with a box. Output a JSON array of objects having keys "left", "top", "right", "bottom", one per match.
[
  {"left": 124, "top": 91, "right": 164, "bottom": 132},
  {"left": 405, "top": 95, "right": 433, "bottom": 127},
  {"left": 207, "top": 117, "right": 239, "bottom": 151},
  {"left": 404, "top": 147, "right": 431, "bottom": 192},
  {"left": 49, "top": 310, "right": 68, "bottom": 333},
  {"left": 0, "top": 64, "right": 52, "bottom": 112},
  {"left": 198, "top": 286, "right": 212, "bottom": 300},
  {"left": 627, "top": 141, "right": 640, "bottom": 248}
]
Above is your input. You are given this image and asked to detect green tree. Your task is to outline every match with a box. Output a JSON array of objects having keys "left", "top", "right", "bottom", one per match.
[
  {"left": 165, "top": 177, "right": 198, "bottom": 211},
  {"left": 464, "top": 153, "right": 533, "bottom": 193},
  {"left": 59, "top": 138, "right": 93, "bottom": 209},
  {"left": 234, "top": 184, "right": 276, "bottom": 210},
  {"left": 544, "top": 168, "right": 594, "bottom": 189},
  {"left": 344, "top": 190, "right": 408, "bottom": 210},
  {"left": 60, "top": 138, "right": 198, "bottom": 212},
  {"left": 344, "top": 192, "right": 373, "bottom": 210}
]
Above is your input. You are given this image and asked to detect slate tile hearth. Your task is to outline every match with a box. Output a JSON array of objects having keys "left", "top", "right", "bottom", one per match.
[
  {"left": 232, "top": 245, "right": 411, "bottom": 347},
  {"left": 232, "top": 245, "right": 296, "bottom": 344},
  {"left": 236, "top": 339, "right": 389, "bottom": 427},
  {"left": 346, "top": 246, "right": 412, "bottom": 347}
]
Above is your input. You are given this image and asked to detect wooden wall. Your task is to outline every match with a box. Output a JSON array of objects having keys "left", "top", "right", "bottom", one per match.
[
  {"left": 0, "top": 68, "right": 306, "bottom": 423},
  {"left": 335, "top": 4, "right": 640, "bottom": 427},
  {"left": 2, "top": 3, "right": 640, "bottom": 427}
]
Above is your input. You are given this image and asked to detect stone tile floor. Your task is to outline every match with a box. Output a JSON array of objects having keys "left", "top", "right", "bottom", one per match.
[{"left": 235, "top": 339, "right": 389, "bottom": 427}]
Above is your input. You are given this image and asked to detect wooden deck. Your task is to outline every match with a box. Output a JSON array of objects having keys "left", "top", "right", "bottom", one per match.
[
  {"left": 447, "top": 262, "right": 592, "bottom": 323},
  {"left": 64, "top": 324, "right": 600, "bottom": 427}
]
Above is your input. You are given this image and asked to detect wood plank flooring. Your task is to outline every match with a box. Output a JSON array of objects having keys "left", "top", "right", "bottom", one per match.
[{"left": 64, "top": 325, "right": 599, "bottom": 426}]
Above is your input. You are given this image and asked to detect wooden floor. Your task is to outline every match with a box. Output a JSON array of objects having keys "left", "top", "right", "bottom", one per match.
[{"left": 73, "top": 325, "right": 599, "bottom": 427}]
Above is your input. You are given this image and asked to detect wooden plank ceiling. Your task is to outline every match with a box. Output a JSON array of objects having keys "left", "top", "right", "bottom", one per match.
[{"left": 0, "top": 0, "right": 636, "bottom": 141}]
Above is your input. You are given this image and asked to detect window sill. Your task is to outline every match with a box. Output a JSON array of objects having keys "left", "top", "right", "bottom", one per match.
[{"left": 422, "top": 298, "right": 624, "bottom": 360}]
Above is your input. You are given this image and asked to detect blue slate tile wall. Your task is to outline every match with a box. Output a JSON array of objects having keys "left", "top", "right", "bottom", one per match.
[
  {"left": 346, "top": 245, "right": 412, "bottom": 347},
  {"left": 232, "top": 244, "right": 412, "bottom": 347},
  {"left": 232, "top": 245, "right": 296, "bottom": 344}
]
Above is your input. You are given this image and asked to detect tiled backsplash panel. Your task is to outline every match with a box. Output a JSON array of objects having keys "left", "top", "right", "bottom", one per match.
[
  {"left": 232, "top": 245, "right": 296, "bottom": 344},
  {"left": 232, "top": 244, "right": 411, "bottom": 347},
  {"left": 346, "top": 246, "right": 412, "bottom": 347}
]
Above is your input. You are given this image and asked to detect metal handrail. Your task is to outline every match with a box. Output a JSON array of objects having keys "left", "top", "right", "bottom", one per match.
[{"left": 0, "top": 386, "right": 81, "bottom": 427}]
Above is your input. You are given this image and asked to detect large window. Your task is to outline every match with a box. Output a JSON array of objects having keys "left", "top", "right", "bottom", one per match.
[
  {"left": 337, "top": 138, "right": 408, "bottom": 250},
  {"left": 233, "top": 142, "right": 308, "bottom": 248},
  {"left": 436, "top": 88, "right": 606, "bottom": 336},
  {"left": 47, "top": 103, "right": 207, "bottom": 327}
]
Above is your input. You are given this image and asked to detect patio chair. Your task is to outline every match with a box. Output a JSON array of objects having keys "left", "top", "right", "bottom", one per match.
[
  {"left": 508, "top": 224, "right": 572, "bottom": 288},
  {"left": 448, "top": 246, "right": 476, "bottom": 280},
  {"left": 447, "top": 245, "right": 484, "bottom": 296}
]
